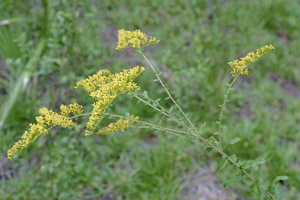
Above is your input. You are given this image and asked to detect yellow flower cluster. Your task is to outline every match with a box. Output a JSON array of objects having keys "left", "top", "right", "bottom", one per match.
[
  {"left": 84, "top": 98, "right": 115, "bottom": 136},
  {"left": 116, "top": 29, "right": 159, "bottom": 51},
  {"left": 98, "top": 115, "right": 139, "bottom": 135},
  {"left": 60, "top": 103, "right": 84, "bottom": 116},
  {"left": 75, "top": 66, "right": 144, "bottom": 136},
  {"left": 229, "top": 45, "right": 275, "bottom": 76},
  {"left": 7, "top": 103, "right": 83, "bottom": 160},
  {"left": 75, "top": 70, "right": 113, "bottom": 94},
  {"left": 39, "top": 108, "right": 74, "bottom": 127}
]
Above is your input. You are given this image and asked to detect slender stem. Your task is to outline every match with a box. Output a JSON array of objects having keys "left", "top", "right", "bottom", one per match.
[
  {"left": 69, "top": 111, "right": 190, "bottom": 136},
  {"left": 104, "top": 113, "right": 189, "bottom": 135},
  {"left": 135, "top": 125, "right": 199, "bottom": 143},
  {"left": 47, "top": 125, "right": 55, "bottom": 132},
  {"left": 133, "top": 94, "right": 185, "bottom": 128},
  {"left": 71, "top": 111, "right": 188, "bottom": 136},
  {"left": 217, "top": 75, "right": 238, "bottom": 146},
  {"left": 135, "top": 92, "right": 198, "bottom": 134},
  {"left": 137, "top": 49, "right": 196, "bottom": 130},
  {"left": 69, "top": 112, "right": 91, "bottom": 119}
]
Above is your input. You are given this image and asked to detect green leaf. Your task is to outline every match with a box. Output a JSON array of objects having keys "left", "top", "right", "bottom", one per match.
[
  {"left": 230, "top": 137, "right": 241, "bottom": 144},
  {"left": 229, "top": 154, "right": 238, "bottom": 163},
  {"left": 143, "top": 90, "right": 148, "bottom": 97},
  {"left": 241, "top": 158, "right": 265, "bottom": 170},
  {"left": 269, "top": 175, "right": 288, "bottom": 195},
  {"left": 223, "top": 173, "right": 244, "bottom": 188},
  {"left": 155, "top": 98, "right": 161, "bottom": 103},
  {"left": 273, "top": 176, "right": 288, "bottom": 183},
  {"left": 206, "top": 136, "right": 218, "bottom": 147},
  {"left": 168, "top": 106, "right": 174, "bottom": 113},
  {"left": 220, "top": 158, "right": 228, "bottom": 170},
  {"left": 196, "top": 122, "right": 206, "bottom": 135}
]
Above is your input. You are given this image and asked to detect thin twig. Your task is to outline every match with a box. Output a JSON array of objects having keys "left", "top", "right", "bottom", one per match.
[
  {"left": 217, "top": 75, "right": 238, "bottom": 146},
  {"left": 133, "top": 93, "right": 185, "bottom": 127},
  {"left": 104, "top": 113, "right": 188, "bottom": 135},
  {"left": 138, "top": 49, "right": 196, "bottom": 130}
]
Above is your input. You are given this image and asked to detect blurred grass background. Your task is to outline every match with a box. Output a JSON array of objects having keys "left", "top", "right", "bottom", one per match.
[{"left": 0, "top": 0, "right": 300, "bottom": 199}]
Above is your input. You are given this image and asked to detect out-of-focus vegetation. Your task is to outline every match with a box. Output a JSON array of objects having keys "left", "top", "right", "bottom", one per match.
[{"left": 0, "top": 0, "right": 300, "bottom": 199}]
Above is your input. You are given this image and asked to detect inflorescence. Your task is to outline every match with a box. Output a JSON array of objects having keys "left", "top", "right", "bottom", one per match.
[
  {"left": 116, "top": 29, "right": 159, "bottom": 51},
  {"left": 7, "top": 103, "right": 83, "bottom": 159},
  {"left": 98, "top": 115, "right": 139, "bottom": 135},
  {"left": 228, "top": 45, "right": 275, "bottom": 76},
  {"left": 75, "top": 66, "right": 145, "bottom": 136}
]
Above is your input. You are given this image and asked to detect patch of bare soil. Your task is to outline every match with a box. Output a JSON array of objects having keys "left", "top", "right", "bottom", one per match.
[
  {"left": 281, "top": 81, "right": 300, "bottom": 99},
  {"left": 0, "top": 155, "right": 12, "bottom": 180},
  {"left": 180, "top": 164, "right": 242, "bottom": 200}
]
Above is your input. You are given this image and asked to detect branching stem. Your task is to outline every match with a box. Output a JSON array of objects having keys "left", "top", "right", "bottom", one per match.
[
  {"left": 137, "top": 49, "right": 196, "bottom": 130},
  {"left": 67, "top": 109, "right": 275, "bottom": 199},
  {"left": 133, "top": 93, "right": 192, "bottom": 131}
]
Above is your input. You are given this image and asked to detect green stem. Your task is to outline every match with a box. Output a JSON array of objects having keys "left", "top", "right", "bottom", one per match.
[
  {"left": 104, "top": 113, "right": 188, "bottom": 135},
  {"left": 135, "top": 125, "right": 199, "bottom": 143},
  {"left": 137, "top": 49, "right": 196, "bottom": 130},
  {"left": 134, "top": 92, "right": 198, "bottom": 136},
  {"left": 134, "top": 94, "right": 182, "bottom": 126},
  {"left": 69, "top": 112, "right": 91, "bottom": 119},
  {"left": 217, "top": 75, "right": 238, "bottom": 146}
]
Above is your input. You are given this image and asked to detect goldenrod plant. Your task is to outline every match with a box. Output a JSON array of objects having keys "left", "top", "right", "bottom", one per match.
[{"left": 8, "top": 29, "right": 280, "bottom": 199}]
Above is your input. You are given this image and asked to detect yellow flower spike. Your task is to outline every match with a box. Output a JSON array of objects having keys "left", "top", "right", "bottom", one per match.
[
  {"left": 7, "top": 103, "right": 84, "bottom": 159},
  {"left": 7, "top": 139, "right": 25, "bottom": 160},
  {"left": 97, "top": 115, "right": 139, "bottom": 135},
  {"left": 116, "top": 29, "right": 159, "bottom": 51},
  {"left": 229, "top": 44, "right": 275, "bottom": 76},
  {"left": 80, "top": 66, "right": 144, "bottom": 135},
  {"left": 7, "top": 122, "right": 49, "bottom": 160},
  {"left": 85, "top": 97, "right": 116, "bottom": 136},
  {"left": 75, "top": 66, "right": 144, "bottom": 99},
  {"left": 75, "top": 69, "right": 113, "bottom": 93}
]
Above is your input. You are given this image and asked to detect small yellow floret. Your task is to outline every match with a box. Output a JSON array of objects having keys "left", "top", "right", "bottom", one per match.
[
  {"left": 116, "top": 29, "right": 159, "bottom": 51},
  {"left": 229, "top": 44, "right": 275, "bottom": 76},
  {"left": 98, "top": 115, "right": 139, "bottom": 135}
]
